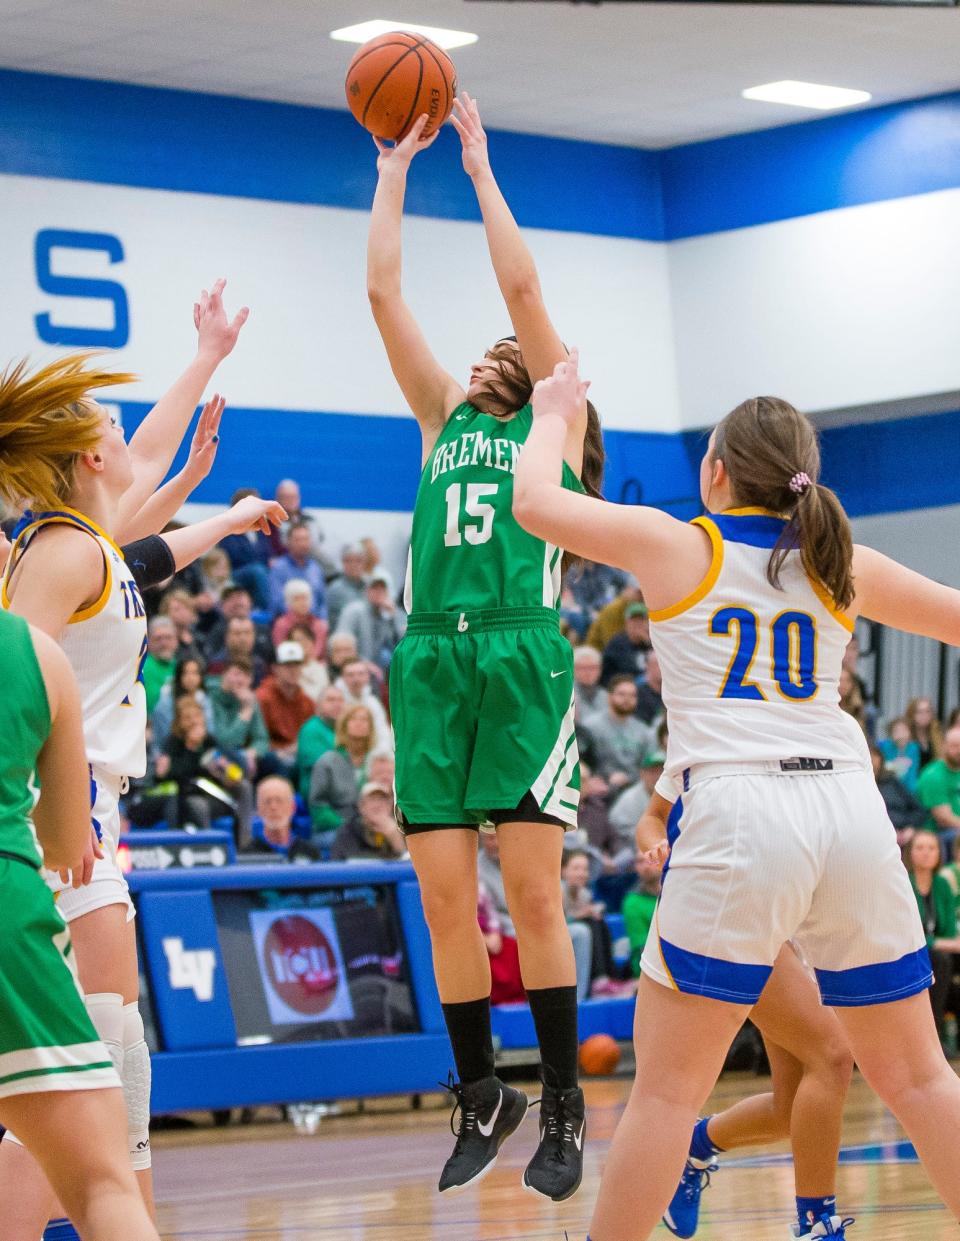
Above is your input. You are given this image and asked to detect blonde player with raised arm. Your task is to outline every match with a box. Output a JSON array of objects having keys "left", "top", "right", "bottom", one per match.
[
  {"left": 513, "top": 351, "right": 960, "bottom": 1241},
  {"left": 0, "top": 289, "right": 286, "bottom": 1239}
]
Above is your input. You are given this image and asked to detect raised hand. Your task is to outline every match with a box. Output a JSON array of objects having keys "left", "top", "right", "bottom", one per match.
[
  {"left": 373, "top": 113, "right": 439, "bottom": 173},
  {"left": 193, "top": 278, "right": 250, "bottom": 361},
  {"left": 184, "top": 394, "right": 225, "bottom": 482},
  {"left": 449, "top": 92, "right": 490, "bottom": 179},
  {"left": 228, "top": 497, "right": 287, "bottom": 537},
  {"left": 531, "top": 347, "right": 590, "bottom": 425}
]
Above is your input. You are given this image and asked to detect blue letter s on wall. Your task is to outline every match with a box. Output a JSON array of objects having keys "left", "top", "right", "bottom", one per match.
[{"left": 35, "top": 229, "right": 130, "bottom": 348}]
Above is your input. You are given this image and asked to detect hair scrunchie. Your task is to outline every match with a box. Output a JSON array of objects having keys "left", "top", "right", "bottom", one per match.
[{"left": 789, "top": 471, "right": 812, "bottom": 495}]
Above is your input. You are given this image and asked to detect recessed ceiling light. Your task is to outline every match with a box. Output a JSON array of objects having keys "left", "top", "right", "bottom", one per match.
[
  {"left": 330, "top": 19, "right": 478, "bottom": 50},
  {"left": 742, "top": 80, "right": 872, "bottom": 111}
]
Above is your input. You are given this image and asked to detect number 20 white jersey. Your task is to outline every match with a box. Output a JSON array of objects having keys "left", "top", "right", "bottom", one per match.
[
  {"left": 2, "top": 508, "right": 148, "bottom": 778},
  {"left": 649, "top": 508, "right": 870, "bottom": 782}
]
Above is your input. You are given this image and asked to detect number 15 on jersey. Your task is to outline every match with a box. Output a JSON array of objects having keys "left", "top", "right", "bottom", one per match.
[{"left": 444, "top": 483, "right": 499, "bottom": 548}]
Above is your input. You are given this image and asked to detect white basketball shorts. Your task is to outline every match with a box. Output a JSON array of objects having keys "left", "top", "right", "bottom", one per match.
[
  {"left": 641, "top": 762, "right": 931, "bottom": 1007},
  {"left": 48, "top": 768, "right": 134, "bottom": 923}
]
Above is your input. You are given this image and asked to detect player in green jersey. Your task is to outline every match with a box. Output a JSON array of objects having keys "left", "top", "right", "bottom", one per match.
[
  {"left": 367, "top": 93, "right": 604, "bottom": 1201},
  {"left": 0, "top": 609, "right": 159, "bottom": 1240}
]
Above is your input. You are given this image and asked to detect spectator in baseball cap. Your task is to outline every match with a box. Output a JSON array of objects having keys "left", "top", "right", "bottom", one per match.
[
  {"left": 255, "top": 641, "right": 314, "bottom": 772},
  {"left": 330, "top": 782, "right": 406, "bottom": 861}
]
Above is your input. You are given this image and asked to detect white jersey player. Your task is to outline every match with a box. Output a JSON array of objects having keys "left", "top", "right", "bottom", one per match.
[
  {"left": 4, "top": 509, "right": 148, "bottom": 923},
  {"left": 513, "top": 350, "right": 960, "bottom": 1241},
  {"left": 651, "top": 507, "right": 869, "bottom": 781},
  {"left": 0, "top": 287, "right": 286, "bottom": 1241}
]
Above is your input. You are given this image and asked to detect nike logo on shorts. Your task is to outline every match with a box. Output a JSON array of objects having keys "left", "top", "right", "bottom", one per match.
[
  {"left": 550, "top": 670, "right": 567, "bottom": 678},
  {"left": 477, "top": 1090, "right": 503, "bottom": 1137}
]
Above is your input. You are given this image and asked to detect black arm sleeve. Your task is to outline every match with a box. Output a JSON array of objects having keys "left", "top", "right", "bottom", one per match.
[{"left": 121, "top": 535, "right": 176, "bottom": 592}]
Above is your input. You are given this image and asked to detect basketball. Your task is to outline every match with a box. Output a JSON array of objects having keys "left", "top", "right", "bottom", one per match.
[
  {"left": 579, "top": 1033, "right": 621, "bottom": 1076},
  {"left": 345, "top": 31, "right": 457, "bottom": 143}
]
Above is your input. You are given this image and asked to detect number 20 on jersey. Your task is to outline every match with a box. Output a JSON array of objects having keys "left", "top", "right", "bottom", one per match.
[{"left": 710, "top": 606, "right": 818, "bottom": 701}]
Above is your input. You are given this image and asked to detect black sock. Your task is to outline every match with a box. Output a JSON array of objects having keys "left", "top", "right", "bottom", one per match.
[
  {"left": 441, "top": 997, "right": 495, "bottom": 1085},
  {"left": 526, "top": 985, "right": 579, "bottom": 1091}
]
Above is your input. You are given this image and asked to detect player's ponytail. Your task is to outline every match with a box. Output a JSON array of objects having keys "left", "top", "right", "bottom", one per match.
[
  {"left": 713, "top": 396, "right": 855, "bottom": 611},
  {"left": 0, "top": 352, "right": 135, "bottom": 513},
  {"left": 789, "top": 478, "right": 855, "bottom": 611}
]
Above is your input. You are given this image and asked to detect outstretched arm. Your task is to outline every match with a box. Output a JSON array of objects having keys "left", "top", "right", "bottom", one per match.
[
  {"left": 451, "top": 93, "right": 586, "bottom": 473},
  {"left": 853, "top": 544, "right": 960, "bottom": 645},
  {"left": 513, "top": 352, "right": 704, "bottom": 603},
  {"left": 367, "top": 116, "right": 464, "bottom": 453},
  {"left": 160, "top": 497, "right": 286, "bottom": 573},
  {"left": 115, "top": 279, "right": 248, "bottom": 532},
  {"left": 118, "top": 395, "right": 224, "bottom": 542}
]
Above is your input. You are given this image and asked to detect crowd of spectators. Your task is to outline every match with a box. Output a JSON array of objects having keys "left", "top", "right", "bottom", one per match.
[
  {"left": 122, "top": 492, "right": 960, "bottom": 1039},
  {"left": 850, "top": 669, "right": 960, "bottom": 1050},
  {"left": 126, "top": 477, "right": 404, "bottom": 861}
]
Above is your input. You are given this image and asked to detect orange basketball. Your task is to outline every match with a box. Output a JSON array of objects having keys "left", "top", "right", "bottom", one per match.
[
  {"left": 579, "top": 1033, "right": 621, "bottom": 1076},
  {"left": 345, "top": 31, "right": 458, "bottom": 142}
]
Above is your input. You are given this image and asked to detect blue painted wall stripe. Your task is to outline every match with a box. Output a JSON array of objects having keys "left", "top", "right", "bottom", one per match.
[
  {"left": 3, "top": 70, "right": 960, "bottom": 240},
  {"left": 0, "top": 69, "right": 664, "bottom": 241},
  {"left": 119, "top": 399, "right": 960, "bottom": 522},
  {"left": 661, "top": 91, "right": 960, "bottom": 240}
]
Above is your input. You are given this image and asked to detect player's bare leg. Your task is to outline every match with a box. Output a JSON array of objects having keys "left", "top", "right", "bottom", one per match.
[
  {"left": 0, "top": 1089, "right": 158, "bottom": 1241},
  {"left": 665, "top": 947, "right": 855, "bottom": 1237},
  {"left": 836, "top": 992, "right": 960, "bottom": 1218},
  {"left": 590, "top": 975, "right": 749, "bottom": 1241},
  {"left": 0, "top": 905, "right": 158, "bottom": 1236},
  {"left": 407, "top": 828, "right": 528, "bottom": 1192},
  {"left": 499, "top": 820, "right": 586, "bottom": 1200}
]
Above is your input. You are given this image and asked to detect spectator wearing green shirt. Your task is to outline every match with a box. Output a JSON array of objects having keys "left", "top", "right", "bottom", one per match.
[
  {"left": 917, "top": 726, "right": 960, "bottom": 860},
  {"left": 208, "top": 658, "right": 270, "bottom": 777},
  {"left": 622, "top": 852, "right": 662, "bottom": 978},
  {"left": 142, "top": 616, "right": 178, "bottom": 714},
  {"left": 942, "top": 835, "right": 960, "bottom": 919},
  {"left": 907, "top": 831, "right": 960, "bottom": 1039},
  {"left": 296, "top": 684, "right": 345, "bottom": 803}
]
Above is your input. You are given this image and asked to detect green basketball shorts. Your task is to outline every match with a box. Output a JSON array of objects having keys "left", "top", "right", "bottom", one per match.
[
  {"left": 0, "top": 857, "right": 119, "bottom": 1101},
  {"left": 389, "top": 607, "right": 580, "bottom": 829}
]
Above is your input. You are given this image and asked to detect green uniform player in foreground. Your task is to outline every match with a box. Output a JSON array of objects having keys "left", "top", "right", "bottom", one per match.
[
  {"left": 367, "top": 93, "right": 605, "bottom": 1202},
  {"left": 0, "top": 608, "right": 159, "bottom": 1241}
]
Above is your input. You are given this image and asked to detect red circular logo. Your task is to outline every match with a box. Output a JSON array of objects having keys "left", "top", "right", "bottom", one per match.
[{"left": 262, "top": 915, "right": 340, "bottom": 1016}]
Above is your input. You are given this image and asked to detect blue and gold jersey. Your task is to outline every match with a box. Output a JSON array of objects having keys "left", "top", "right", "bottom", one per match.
[
  {"left": 649, "top": 508, "right": 869, "bottom": 780},
  {"left": 2, "top": 507, "right": 148, "bottom": 778}
]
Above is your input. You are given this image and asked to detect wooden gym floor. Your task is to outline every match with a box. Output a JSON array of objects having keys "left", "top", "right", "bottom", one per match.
[{"left": 153, "top": 1069, "right": 957, "bottom": 1240}]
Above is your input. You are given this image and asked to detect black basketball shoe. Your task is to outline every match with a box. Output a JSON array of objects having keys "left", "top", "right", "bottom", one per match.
[
  {"left": 523, "top": 1081, "right": 586, "bottom": 1201},
  {"left": 438, "top": 1073, "right": 529, "bottom": 1194}
]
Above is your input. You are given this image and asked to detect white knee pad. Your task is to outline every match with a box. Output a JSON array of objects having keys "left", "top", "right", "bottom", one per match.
[
  {"left": 122, "top": 1002, "right": 152, "bottom": 1171},
  {"left": 4, "top": 992, "right": 125, "bottom": 1152},
  {"left": 86, "top": 992, "right": 125, "bottom": 1076}
]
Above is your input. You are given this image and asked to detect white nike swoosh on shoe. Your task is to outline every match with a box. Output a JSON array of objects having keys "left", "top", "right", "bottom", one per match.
[
  {"left": 477, "top": 1090, "right": 503, "bottom": 1137},
  {"left": 572, "top": 1122, "right": 585, "bottom": 1151}
]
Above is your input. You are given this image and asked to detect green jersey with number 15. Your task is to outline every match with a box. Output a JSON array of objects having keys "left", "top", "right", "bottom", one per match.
[{"left": 405, "top": 401, "right": 585, "bottom": 614}]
